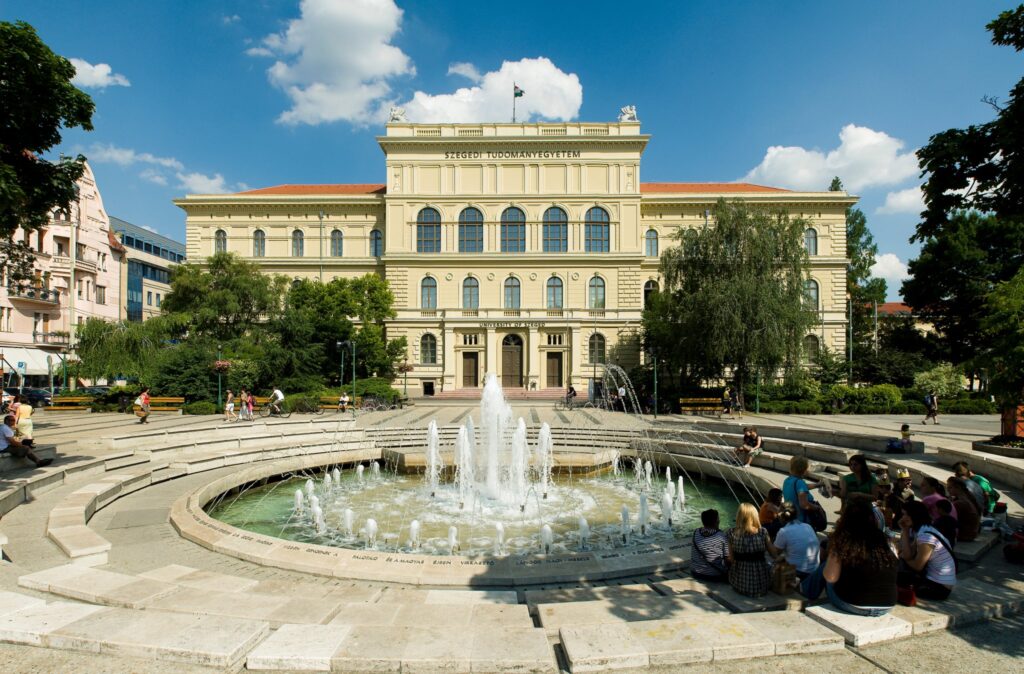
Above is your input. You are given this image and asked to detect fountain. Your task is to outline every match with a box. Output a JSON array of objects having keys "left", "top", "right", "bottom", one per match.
[
  {"left": 662, "top": 493, "right": 674, "bottom": 527},
  {"left": 332, "top": 467, "right": 341, "bottom": 484},
  {"left": 343, "top": 508, "right": 355, "bottom": 537},
  {"left": 494, "top": 522, "right": 505, "bottom": 555},
  {"left": 578, "top": 517, "right": 590, "bottom": 550},
  {"left": 540, "top": 524, "right": 554, "bottom": 554},
  {"left": 426, "top": 421, "right": 442, "bottom": 497},
  {"left": 409, "top": 519, "right": 421, "bottom": 549},
  {"left": 305, "top": 478, "right": 315, "bottom": 499},
  {"left": 293, "top": 489, "right": 304, "bottom": 513},
  {"left": 356, "top": 464, "right": 365, "bottom": 484},
  {"left": 365, "top": 518, "right": 378, "bottom": 548}
]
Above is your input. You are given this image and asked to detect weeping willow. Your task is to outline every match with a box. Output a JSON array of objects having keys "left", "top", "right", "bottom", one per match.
[{"left": 74, "top": 316, "right": 179, "bottom": 380}]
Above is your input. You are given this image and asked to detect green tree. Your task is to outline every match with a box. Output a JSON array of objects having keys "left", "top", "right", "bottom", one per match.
[
  {"left": 983, "top": 266, "right": 1024, "bottom": 407},
  {"left": 830, "top": 176, "right": 886, "bottom": 365},
  {"left": 645, "top": 199, "right": 818, "bottom": 399},
  {"left": 74, "top": 316, "right": 174, "bottom": 380},
  {"left": 915, "top": 6, "right": 1024, "bottom": 240},
  {"left": 161, "top": 253, "right": 289, "bottom": 341},
  {"left": 913, "top": 362, "right": 964, "bottom": 399},
  {"left": 0, "top": 21, "right": 95, "bottom": 280}
]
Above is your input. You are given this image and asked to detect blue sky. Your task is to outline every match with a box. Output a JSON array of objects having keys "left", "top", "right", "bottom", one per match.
[{"left": 4, "top": 0, "right": 1021, "bottom": 299}]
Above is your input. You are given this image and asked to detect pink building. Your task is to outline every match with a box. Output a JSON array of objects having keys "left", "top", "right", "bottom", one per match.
[{"left": 0, "top": 162, "right": 125, "bottom": 388}]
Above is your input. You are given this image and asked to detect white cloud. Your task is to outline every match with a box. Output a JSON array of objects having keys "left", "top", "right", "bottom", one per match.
[
  {"left": 447, "top": 62, "right": 481, "bottom": 83},
  {"left": 222, "top": 14, "right": 241, "bottom": 25},
  {"left": 400, "top": 57, "right": 582, "bottom": 123},
  {"left": 876, "top": 186, "right": 924, "bottom": 214},
  {"left": 176, "top": 171, "right": 229, "bottom": 193},
  {"left": 871, "top": 253, "right": 910, "bottom": 288},
  {"left": 70, "top": 58, "right": 130, "bottom": 89},
  {"left": 139, "top": 168, "right": 168, "bottom": 186},
  {"left": 140, "top": 224, "right": 160, "bottom": 233},
  {"left": 742, "top": 124, "right": 918, "bottom": 192},
  {"left": 88, "top": 143, "right": 184, "bottom": 171},
  {"left": 250, "top": 0, "right": 414, "bottom": 125}
]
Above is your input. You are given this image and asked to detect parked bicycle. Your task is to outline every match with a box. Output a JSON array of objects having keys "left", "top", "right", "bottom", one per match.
[{"left": 291, "top": 399, "right": 324, "bottom": 415}]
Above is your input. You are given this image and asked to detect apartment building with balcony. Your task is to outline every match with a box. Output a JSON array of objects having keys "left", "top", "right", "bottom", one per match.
[{"left": 0, "top": 162, "right": 125, "bottom": 386}]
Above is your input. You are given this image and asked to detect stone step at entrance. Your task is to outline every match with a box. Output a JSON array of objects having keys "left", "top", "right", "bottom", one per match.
[{"left": 247, "top": 623, "right": 558, "bottom": 672}]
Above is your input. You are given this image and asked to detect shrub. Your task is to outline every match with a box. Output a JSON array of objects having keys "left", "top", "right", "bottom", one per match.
[
  {"left": 283, "top": 394, "right": 322, "bottom": 413},
  {"left": 325, "top": 377, "right": 402, "bottom": 403},
  {"left": 183, "top": 401, "right": 217, "bottom": 415},
  {"left": 944, "top": 399, "right": 996, "bottom": 414},
  {"left": 898, "top": 400, "right": 928, "bottom": 415},
  {"left": 913, "top": 362, "right": 964, "bottom": 398},
  {"left": 862, "top": 384, "right": 902, "bottom": 410}
]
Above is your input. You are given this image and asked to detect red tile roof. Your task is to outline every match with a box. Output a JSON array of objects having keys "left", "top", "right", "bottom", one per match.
[
  {"left": 640, "top": 182, "right": 790, "bottom": 193},
  {"left": 236, "top": 184, "right": 386, "bottom": 196},
  {"left": 877, "top": 302, "right": 912, "bottom": 316},
  {"left": 107, "top": 229, "right": 126, "bottom": 254}
]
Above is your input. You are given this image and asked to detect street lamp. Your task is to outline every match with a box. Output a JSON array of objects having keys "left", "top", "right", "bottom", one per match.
[
  {"left": 338, "top": 340, "right": 355, "bottom": 417},
  {"left": 403, "top": 357, "right": 409, "bottom": 397},
  {"left": 217, "top": 344, "right": 223, "bottom": 410},
  {"left": 647, "top": 346, "right": 658, "bottom": 420}
]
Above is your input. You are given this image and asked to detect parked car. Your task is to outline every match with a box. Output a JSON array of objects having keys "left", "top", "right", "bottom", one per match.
[
  {"left": 74, "top": 386, "right": 110, "bottom": 396},
  {"left": 2, "top": 386, "right": 53, "bottom": 408}
]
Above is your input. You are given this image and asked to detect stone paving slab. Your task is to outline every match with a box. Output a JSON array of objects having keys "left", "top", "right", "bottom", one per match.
[
  {"left": 140, "top": 564, "right": 260, "bottom": 592},
  {"left": 524, "top": 582, "right": 655, "bottom": 614},
  {"left": 559, "top": 622, "right": 651, "bottom": 672},
  {"left": 805, "top": 605, "right": 913, "bottom": 646},
  {"left": 537, "top": 591, "right": 728, "bottom": 634},
  {"left": 0, "top": 591, "right": 45, "bottom": 618},
  {"left": 0, "top": 601, "right": 107, "bottom": 646},
  {"left": 46, "top": 525, "right": 111, "bottom": 565},
  {"left": 376, "top": 587, "right": 518, "bottom": 604},
  {"left": 630, "top": 615, "right": 776, "bottom": 664},
  {"left": 19, "top": 564, "right": 178, "bottom": 609},
  {"left": 917, "top": 576, "right": 1024, "bottom": 627},
  {"left": 652, "top": 576, "right": 805, "bottom": 613},
  {"left": 953, "top": 530, "right": 1000, "bottom": 563},
  {"left": 739, "top": 611, "right": 846, "bottom": 655},
  {"left": 247, "top": 623, "right": 353, "bottom": 671}
]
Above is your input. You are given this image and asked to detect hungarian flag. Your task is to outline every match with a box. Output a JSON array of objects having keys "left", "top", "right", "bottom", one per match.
[{"left": 514, "top": 85, "right": 525, "bottom": 98}]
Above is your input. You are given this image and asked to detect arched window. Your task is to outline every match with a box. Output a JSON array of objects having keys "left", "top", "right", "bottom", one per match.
[
  {"left": 214, "top": 229, "right": 227, "bottom": 254},
  {"left": 803, "top": 279, "right": 819, "bottom": 309},
  {"left": 644, "top": 229, "right": 659, "bottom": 257},
  {"left": 546, "top": 277, "right": 563, "bottom": 309},
  {"left": 459, "top": 207, "right": 483, "bottom": 253},
  {"left": 421, "top": 277, "right": 437, "bottom": 309},
  {"left": 291, "top": 229, "right": 304, "bottom": 257},
  {"left": 330, "top": 229, "right": 343, "bottom": 257},
  {"left": 501, "top": 206, "right": 526, "bottom": 253},
  {"left": 504, "top": 277, "right": 521, "bottom": 309},
  {"left": 252, "top": 229, "right": 265, "bottom": 257},
  {"left": 588, "top": 333, "right": 606, "bottom": 364},
  {"left": 417, "top": 208, "right": 441, "bottom": 253},
  {"left": 462, "top": 277, "right": 479, "bottom": 309},
  {"left": 420, "top": 334, "right": 437, "bottom": 365},
  {"left": 542, "top": 207, "right": 568, "bottom": 252},
  {"left": 643, "top": 280, "right": 660, "bottom": 306},
  {"left": 804, "top": 228, "right": 818, "bottom": 256},
  {"left": 803, "top": 334, "right": 820, "bottom": 366},
  {"left": 588, "top": 276, "right": 606, "bottom": 309},
  {"left": 584, "top": 206, "right": 610, "bottom": 252},
  {"left": 370, "top": 229, "right": 383, "bottom": 257}
]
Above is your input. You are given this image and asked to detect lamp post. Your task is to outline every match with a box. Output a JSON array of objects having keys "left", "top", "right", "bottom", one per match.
[
  {"left": 217, "top": 345, "right": 223, "bottom": 410},
  {"left": 339, "top": 340, "right": 355, "bottom": 417},
  {"left": 403, "top": 357, "right": 409, "bottom": 397}
]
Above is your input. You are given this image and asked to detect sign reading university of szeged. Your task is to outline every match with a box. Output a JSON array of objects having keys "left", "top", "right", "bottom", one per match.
[{"left": 443, "top": 149, "right": 584, "bottom": 160}]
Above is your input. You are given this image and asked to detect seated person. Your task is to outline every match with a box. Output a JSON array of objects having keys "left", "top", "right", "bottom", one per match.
[
  {"left": 1, "top": 414, "right": 52, "bottom": 467},
  {"left": 727, "top": 503, "right": 781, "bottom": 597},
  {"left": 952, "top": 461, "right": 997, "bottom": 516},
  {"left": 920, "top": 477, "right": 956, "bottom": 521},
  {"left": 773, "top": 505, "right": 820, "bottom": 580},
  {"left": 946, "top": 477, "right": 980, "bottom": 543},
  {"left": 338, "top": 392, "right": 350, "bottom": 412},
  {"left": 894, "top": 468, "right": 915, "bottom": 502},
  {"left": 758, "top": 488, "right": 784, "bottom": 539},
  {"left": 898, "top": 500, "right": 957, "bottom": 600},
  {"left": 900, "top": 423, "right": 913, "bottom": 452},
  {"left": 735, "top": 427, "right": 763, "bottom": 467},
  {"left": 690, "top": 509, "right": 729, "bottom": 582},
  {"left": 840, "top": 454, "right": 877, "bottom": 510},
  {"left": 932, "top": 499, "right": 958, "bottom": 548},
  {"left": 815, "top": 499, "right": 898, "bottom": 615}
]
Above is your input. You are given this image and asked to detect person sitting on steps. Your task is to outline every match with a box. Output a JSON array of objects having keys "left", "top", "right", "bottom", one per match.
[
  {"left": 1, "top": 414, "right": 52, "bottom": 467},
  {"left": 690, "top": 509, "right": 729, "bottom": 582}
]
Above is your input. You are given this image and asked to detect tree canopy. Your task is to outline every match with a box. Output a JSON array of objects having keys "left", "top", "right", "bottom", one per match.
[
  {"left": 643, "top": 199, "right": 819, "bottom": 396},
  {"left": 0, "top": 21, "right": 94, "bottom": 279}
]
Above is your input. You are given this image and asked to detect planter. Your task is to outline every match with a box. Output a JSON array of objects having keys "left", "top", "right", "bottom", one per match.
[{"left": 1001, "top": 404, "right": 1024, "bottom": 438}]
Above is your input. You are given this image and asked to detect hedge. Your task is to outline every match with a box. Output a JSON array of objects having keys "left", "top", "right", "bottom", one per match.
[{"left": 183, "top": 401, "right": 218, "bottom": 415}]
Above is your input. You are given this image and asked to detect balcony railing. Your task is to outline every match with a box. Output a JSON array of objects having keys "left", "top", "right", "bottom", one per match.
[
  {"left": 7, "top": 285, "right": 60, "bottom": 306},
  {"left": 397, "top": 307, "right": 631, "bottom": 320},
  {"left": 33, "top": 331, "right": 70, "bottom": 345},
  {"left": 51, "top": 255, "right": 98, "bottom": 273}
]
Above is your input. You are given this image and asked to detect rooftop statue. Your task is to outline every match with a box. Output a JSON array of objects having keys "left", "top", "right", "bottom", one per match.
[
  {"left": 618, "top": 105, "right": 638, "bottom": 122},
  {"left": 388, "top": 106, "right": 407, "bottom": 123}
]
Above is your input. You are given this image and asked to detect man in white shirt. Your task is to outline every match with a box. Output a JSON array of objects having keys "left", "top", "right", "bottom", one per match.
[
  {"left": 1, "top": 414, "right": 51, "bottom": 467},
  {"left": 774, "top": 507, "right": 821, "bottom": 577},
  {"left": 269, "top": 386, "right": 285, "bottom": 414}
]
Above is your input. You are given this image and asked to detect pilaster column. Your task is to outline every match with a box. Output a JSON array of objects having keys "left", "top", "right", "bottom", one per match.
[
  {"left": 528, "top": 326, "right": 541, "bottom": 390},
  {"left": 485, "top": 327, "right": 497, "bottom": 379},
  {"left": 442, "top": 324, "right": 456, "bottom": 391}
]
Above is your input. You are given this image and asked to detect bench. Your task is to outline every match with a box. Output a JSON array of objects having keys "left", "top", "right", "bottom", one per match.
[
  {"left": 133, "top": 397, "right": 184, "bottom": 414},
  {"left": 678, "top": 397, "right": 722, "bottom": 415},
  {"left": 48, "top": 396, "right": 93, "bottom": 412}
]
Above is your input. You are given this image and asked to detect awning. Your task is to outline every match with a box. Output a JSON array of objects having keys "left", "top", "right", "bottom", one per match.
[{"left": 0, "top": 346, "right": 61, "bottom": 376}]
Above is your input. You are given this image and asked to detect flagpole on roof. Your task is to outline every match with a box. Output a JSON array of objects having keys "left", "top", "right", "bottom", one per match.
[{"left": 513, "top": 81, "right": 516, "bottom": 124}]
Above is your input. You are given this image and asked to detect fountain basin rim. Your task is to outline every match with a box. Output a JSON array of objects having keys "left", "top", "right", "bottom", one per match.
[{"left": 169, "top": 452, "right": 699, "bottom": 587}]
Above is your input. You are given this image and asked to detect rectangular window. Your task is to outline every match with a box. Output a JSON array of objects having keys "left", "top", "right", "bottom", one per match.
[
  {"left": 459, "top": 224, "right": 483, "bottom": 252},
  {"left": 156, "top": 293, "right": 161, "bottom": 307},
  {"left": 416, "top": 224, "right": 441, "bottom": 253},
  {"left": 501, "top": 224, "right": 526, "bottom": 253},
  {"left": 147, "top": 291, "right": 153, "bottom": 306},
  {"left": 585, "top": 224, "right": 609, "bottom": 252},
  {"left": 96, "top": 286, "right": 106, "bottom": 305},
  {"left": 77, "top": 280, "right": 83, "bottom": 299},
  {"left": 543, "top": 223, "right": 567, "bottom": 252}
]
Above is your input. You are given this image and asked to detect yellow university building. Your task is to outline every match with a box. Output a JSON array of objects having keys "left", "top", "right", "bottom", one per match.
[{"left": 176, "top": 120, "right": 853, "bottom": 397}]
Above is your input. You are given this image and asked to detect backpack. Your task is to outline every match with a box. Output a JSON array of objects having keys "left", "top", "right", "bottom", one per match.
[{"left": 924, "top": 394, "right": 933, "bottom": 407}]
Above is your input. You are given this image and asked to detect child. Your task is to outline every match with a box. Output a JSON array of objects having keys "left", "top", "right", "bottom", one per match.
[
  {"left": 901, "top": 424, "right": 913, "bottom": 452},
  {"left": 759, "top": 488, "right": 784, "bottom": 539},
  {"left": 932, "top": 499, "right": 958, "bottom": 549}
]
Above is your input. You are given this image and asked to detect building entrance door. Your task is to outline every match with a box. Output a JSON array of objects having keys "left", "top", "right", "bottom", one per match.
[
  {"left": 501, "top": 334, "right": 523, "bottom": 388},
  {"left": 462, "top": 352, "right": 479, "bottom": 388},
  {"left": 545, "top": 352, "right": 563, "bottom": 388}
]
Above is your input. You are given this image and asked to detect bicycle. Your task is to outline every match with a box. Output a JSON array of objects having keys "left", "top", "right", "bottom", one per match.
[
  {"left": 259, "top": 401, "right": 292, "bottom": 418},
  {"left": 554, "top": 395, "right": 577, "bottom": 411},
  {"left": 290, "top": 399, "right": 324, "bottom": 415}
]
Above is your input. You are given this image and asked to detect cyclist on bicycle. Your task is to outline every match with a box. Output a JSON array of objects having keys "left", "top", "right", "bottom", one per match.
[
  {"left": 565, "top": 384, "right": 577, "bottom": 410},
  {"left": 268, "top": 386, "right": 285, "bottom": 415}
]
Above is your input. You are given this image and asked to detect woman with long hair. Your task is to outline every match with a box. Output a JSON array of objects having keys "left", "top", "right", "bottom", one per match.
[
  {"left": 727, "top": 503, "right": 780, "bottom": 597},
  {"left": 840, "top": 454, "right": 877, "bottom": 508},
  {"left": 822, "top": 498, "right": 898, "bottom": 615},
  {"left": 898, "top": 500, "right": 956, "bottom": 600}
]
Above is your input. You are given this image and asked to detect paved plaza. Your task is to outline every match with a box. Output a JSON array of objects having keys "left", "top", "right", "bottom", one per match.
[{"left": 0, "top": 406, "right": 1021, "bottom": 672}]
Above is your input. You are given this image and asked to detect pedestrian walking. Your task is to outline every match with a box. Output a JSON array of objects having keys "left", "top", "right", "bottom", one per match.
[
  {"left": 923, "top": 391, "right": 939, "bottom": 425},
  {"left": 224, "top": 389, "right": 236, "bottom": 421}
]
